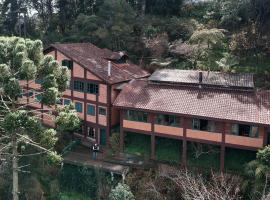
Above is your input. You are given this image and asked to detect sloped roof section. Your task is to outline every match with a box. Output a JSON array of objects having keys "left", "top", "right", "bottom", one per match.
[
  {"left": 48, "top": 43, "right": 150, "bottom": 84},
  {"left": 149, "top": 69, "right": 254, "bottom": 89},
  {"left": 114, "top": 79, "right": 270, "bottom": 125}
]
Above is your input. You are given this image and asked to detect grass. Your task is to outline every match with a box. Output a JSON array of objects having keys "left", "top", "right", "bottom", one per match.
[
  {"left": 187, "top": 142, "right": 220, "bottom": 170},
  {"left": 124, "top": 132, "right": 151, "bottom": 157},
  {"left": 225, "top": 148, "right": 256, "bottom": 173},
  {"left": 60, "top": 191, "right": 92, "bottom": 200},
  {"left": 156, "top": 137, "right": 181, "bottom": 163}
]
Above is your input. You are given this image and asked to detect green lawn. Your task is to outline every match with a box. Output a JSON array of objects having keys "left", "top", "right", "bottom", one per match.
[
  {"left": 225, "top": 148, "right": 256, "bottom": 173},
  {"left": 60, "top": 191, "right": 92, "bottom": 200},
  {"left": 187, "top": 142, "right": 220, "bottom": 170},
  {"left": 156, "top": 137, "right": 181, "bottom": 163},
  {"left": 124, "top": 132, "right": 151, "bottom": 157}
]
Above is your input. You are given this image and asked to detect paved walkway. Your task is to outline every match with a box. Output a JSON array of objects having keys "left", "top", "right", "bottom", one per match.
[{"left": 63, "top": 145, "right": 129, "bottom": 176}]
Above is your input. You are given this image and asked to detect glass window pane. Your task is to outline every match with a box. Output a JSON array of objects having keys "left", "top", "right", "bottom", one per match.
[
  {"left": 64, "top": 99, "right": 71, "bottom": 105},
  {"left": 75, "top": 102, "right": 83, "bottom": 113},
  {"left": 99, "top": 107, "right": 106, "bottom": 115},
  {"left": 87, "top": 105, "right": 95, "bottom": 116}
]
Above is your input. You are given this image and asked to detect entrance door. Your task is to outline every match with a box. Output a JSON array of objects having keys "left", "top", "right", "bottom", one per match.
[{"left": 100, "top": 129, "right": 107, "bottom": 146}]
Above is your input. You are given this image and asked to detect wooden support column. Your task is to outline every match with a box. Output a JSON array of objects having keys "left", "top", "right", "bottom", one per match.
[
  {"left": 263, "top": 127, "right": 268, "bottom": 147},
  {"left": 182, "top": 117, "right": 187, "bottom": 167},
  {"left": 150, "top": 113, "right": 156, "bottom": 160},
  {"left": 220, "top": 122, "right": 226, "bottom": 172},
  {"left": 106, "top": 85, "right": 112, "bottom": 147},
  {"left": 120, "top": 110, "right": 124, "bottom": 153},
  {"left": 151, "top": 135, "right": 156, "bottom": 160},
  {"left": 83, "top": 68, "right": 87, "bottom": 138}
]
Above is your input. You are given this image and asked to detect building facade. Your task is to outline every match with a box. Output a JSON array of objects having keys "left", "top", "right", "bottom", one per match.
[
  {"left": 113, "top": 70, "right": 270, "bottom": 170},
  {"left": 21, "top": 43, "right": 149, "bottom": 146}
]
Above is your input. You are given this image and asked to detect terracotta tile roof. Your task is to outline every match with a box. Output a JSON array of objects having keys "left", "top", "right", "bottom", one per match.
[
  {"left": 149, "top": 69, "right": 254, "bottom": 88},
  {"left": 48, "top": 43, "right": 150, "bottom": 84},
  {"left": 114, "top": 79, "right": 270, "bottom": 125}
]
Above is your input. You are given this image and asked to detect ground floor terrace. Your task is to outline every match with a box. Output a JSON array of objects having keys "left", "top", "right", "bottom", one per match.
[{"left": 119, "top": 110, "right": 270, "bottom": 171}]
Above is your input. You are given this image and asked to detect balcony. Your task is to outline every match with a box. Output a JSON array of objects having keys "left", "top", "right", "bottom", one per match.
[
  {"left": 154, "top": 124, "right": 183, "bottom": 137},
  {"left": 225, "top": 134, "right": 263, "bottom": 148},
  {"left": 186, "top": 129, "right": 222, "bottom": 142},
  {"left": 123, "top": 120, "right": 151, "bottom": 132}
]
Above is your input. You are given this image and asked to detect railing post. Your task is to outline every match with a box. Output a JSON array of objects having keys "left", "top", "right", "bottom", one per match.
[{"left": 120, "top": 110, "right": 124, "bottom": 153}]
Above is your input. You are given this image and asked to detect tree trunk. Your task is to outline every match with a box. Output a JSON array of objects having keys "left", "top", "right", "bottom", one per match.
[
  {"left": 12, "top": 135, "right": 19, "bottom": 200},
  {"left": 141, "top": 0, "right": 146, "bottom": 16}
]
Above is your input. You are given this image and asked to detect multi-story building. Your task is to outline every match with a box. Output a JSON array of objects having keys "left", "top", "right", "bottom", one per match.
[
  {"left": 21, "top": 43, "right": 149, "bottom": 146},
  {"left": 113, "top": 69, "right": 270, "bottom": 170},
  {"left": 20, "top": 42, "right": 270, "bottom": 171}
]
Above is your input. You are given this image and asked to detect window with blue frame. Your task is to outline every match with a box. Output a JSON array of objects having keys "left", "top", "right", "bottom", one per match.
[
  {"left": 87, "top": 105, "right": 95, "bottom": 116},
  {"left": 57, "top": 98, "right": 63, "bottom": 105},
  {"left": 25, "top": 90, "right": 34, "bottom": 97},
  {"left": 35, "top": 79, "right": 43, "bottom": 84},
  {"left": 35, "top": 94, "right": 42, "bottom": 102},
  {"left": 73, "top": 80, "right": 84, "bottom": 92},
  {"left": 64, "top": 99, "right": 71, "bottom": 105},
  {"left": 87, "top": 83, "right": 99, "bottom": 94},
  {"left": 75, "top": 102, "right": 83, "bottom": 113}
]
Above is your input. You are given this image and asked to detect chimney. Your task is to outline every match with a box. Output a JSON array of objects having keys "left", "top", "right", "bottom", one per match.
[
  {"left": 199, "top": 71, "right": 203, "bottom": 83},
  {"left": 108, "top": 61, "right": 111, "bottom": 77}
]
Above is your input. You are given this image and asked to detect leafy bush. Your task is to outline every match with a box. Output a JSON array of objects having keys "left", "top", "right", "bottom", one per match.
[{"left": 109, "top": 183, "right": 135, "bottom": 200}]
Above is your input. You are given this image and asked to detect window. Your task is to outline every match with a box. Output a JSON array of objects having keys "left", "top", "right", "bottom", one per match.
[
  {"left": 64, "top": 99, "right": 71, "bottom": 105},
  {"left": 19, "top": 90, "right": 25, "bottom": 98},
  {"left": 57, "top": 98, "right": 63, "bottom": 105},
  {"left": 35, "top": 94, "right": 42, "bottom": 102},
  {"left": 75, "top": 102, "right": 83, "bottom": 113},
  {"left": 35, "top": 79, "right": 43, "bottom": 84},
  {"left": 125, "top": 110, "right": 148, "bottom": 123},
  {"left": 99, "top": 107, "right": 107, "bottom": 116},
  {"left": 156, "top": 114, "right": 180, "bottom": 127},
  {"left": 26, "top": 90, "right": 34, "bottom": 97},
  {"left": 62, "top": 59, "right": 73, "bottom": 69},
  {"left": 87, "top": 105, "right": 95, "bottom": 116},
  {"left": 87, "top": 127, "right": 96, "bottom": 139},
  {"left": 192, "top": 119, "right": 215, "bottom": 132},
  {"left": 73, "top": 80, "right": 84, "bottom": 92},
  {"left": 232, "top": 124, "right": 259, "bottom": 138},
  {"left": 87, "top": 83, "right": 99, "bottom": 94}
]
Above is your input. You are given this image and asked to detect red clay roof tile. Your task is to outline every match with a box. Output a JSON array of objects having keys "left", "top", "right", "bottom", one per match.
[
  {"left": 49, "top": 43, "right": 150, "bottom": 84},
  {"left": 114, "top": 79, "right": 270, "bottom": 125}
]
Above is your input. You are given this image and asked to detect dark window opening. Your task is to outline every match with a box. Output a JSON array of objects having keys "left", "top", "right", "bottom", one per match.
[
  {"left": 125, "top": 110, "right": 148, "bottom": 123},
  {"left": 87, "top": 127, "right": 96, "bottom": 139},
  {"left": 87, "top": 83, "right": 99, "bottom": 94},
  {"left": 62, "top": 59, "right": 73, "bottom": 69},
  {"left": 232, "top": 124, "right": 259, "bottom": 138},
  {"left": 156, "top": 114, "right": 180, "bottom": 127},
  {"left": 192, "top": 119, "right": 215, "bottom": 132},
  {"left": 99, "top": 107, "right": 107, "bottom": 116},
  {"left": 73, "top": 80, "right": 84, "bottom": 92}
]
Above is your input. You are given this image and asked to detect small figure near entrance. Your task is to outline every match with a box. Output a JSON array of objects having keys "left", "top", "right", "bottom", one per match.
[{"left": 92, "top": 143, "right": 99, "bottom": 160}]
